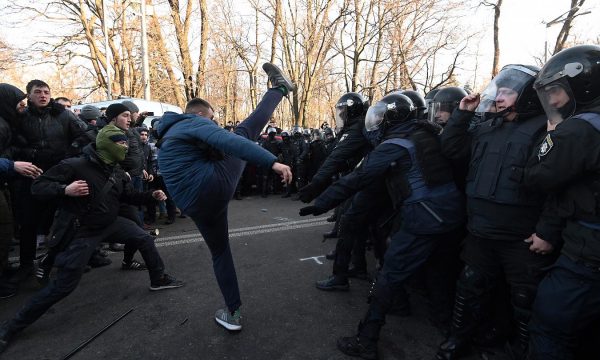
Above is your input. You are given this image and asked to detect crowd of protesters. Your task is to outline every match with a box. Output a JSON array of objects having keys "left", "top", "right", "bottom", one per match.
[{"left": 1, "top": 44, "right": 600, "bottom": 360}]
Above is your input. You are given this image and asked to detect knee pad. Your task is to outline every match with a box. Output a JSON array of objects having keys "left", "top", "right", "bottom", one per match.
[
  {"left": 512, "top": 286, "right": 535, "bottom": 313},
  {"left": 458, "top": 264, "right": 488, "bottom": 291}
]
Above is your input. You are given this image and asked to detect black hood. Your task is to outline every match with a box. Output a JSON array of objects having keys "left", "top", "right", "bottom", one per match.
[{"left": 0, "top": 83, "right": 25, "bottom": 125}]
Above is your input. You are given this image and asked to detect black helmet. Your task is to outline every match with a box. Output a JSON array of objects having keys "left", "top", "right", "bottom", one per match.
[
  {"left": 292, "top": 126, "right": 303, "bottom": 136},
  {"left": 476, "top": 64, "right": 542, "bottom": 120},
  {"left": 365, "top": 93, "right": 415, "bottom": 131},
  {"left": 428, "top": 87, "right": 468, "bottom": 125},
  {"left": 323, "top": 127, "right": 335, "bottom": 139},
  {"left": 424, "top": 88, "right": 440, "bottom": 107},
  {"left": 281, "top": 131, "right": 290, "bottom": 139},
  {"left": 534, "top": 44, "right": 600, "bottom": 124},
  {"left": 334, "top": 92, "right": 369, "bottom": 129},
  {"left": 400, "top": 90, "right": 427, "bottom": 119}
]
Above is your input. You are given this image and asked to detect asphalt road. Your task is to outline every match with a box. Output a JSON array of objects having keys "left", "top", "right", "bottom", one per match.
[{"left": 1, "top": 195, "right": 505, "bottom": 360}]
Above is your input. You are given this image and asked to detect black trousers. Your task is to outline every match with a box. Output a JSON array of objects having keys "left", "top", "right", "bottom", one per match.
[{"left": 8, "top": 216, "right": 165, "bottom": 331}]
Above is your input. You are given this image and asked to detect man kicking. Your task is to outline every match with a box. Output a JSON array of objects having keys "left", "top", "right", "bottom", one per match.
[{"left": 157, "top": 63, "right": 294, "bottom": 331}]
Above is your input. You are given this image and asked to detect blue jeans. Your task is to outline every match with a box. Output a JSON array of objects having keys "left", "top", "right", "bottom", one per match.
[
  {"left": 187, "top": 89, "right": 283, "bottom": 312},
  {"left": 529, "top": 255, "right": 600, "bottom": 360}
]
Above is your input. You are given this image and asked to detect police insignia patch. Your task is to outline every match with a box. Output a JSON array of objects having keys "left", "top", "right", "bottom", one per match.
[
  {"left": 338, "top": 133, "right": 349, "bottom": 143},
  {"left": 538, "top": 134, "right": 553, "bottom": 159}
]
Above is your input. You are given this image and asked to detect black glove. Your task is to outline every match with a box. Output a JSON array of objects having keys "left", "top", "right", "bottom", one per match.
[
  {"left": 299, "top": 205, "right": 327, "bottom": 216},
  {"left": 298, "top": 183, "right": 318, "bottom": 203}
]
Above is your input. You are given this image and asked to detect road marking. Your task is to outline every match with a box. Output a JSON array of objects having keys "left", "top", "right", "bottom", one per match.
[
  {"left": 155, "top": 216, "right": 329, "bottom": 243},
  {"left": 300, "top": 256, "right": 325, "bottom": 265},
  {"left": 155, "top": 218, "right": 329, "bottom": 248}
]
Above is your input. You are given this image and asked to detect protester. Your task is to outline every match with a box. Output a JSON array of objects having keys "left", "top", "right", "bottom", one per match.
[{"left": 157, "top": 62, "right": 294, "bottom": 331}]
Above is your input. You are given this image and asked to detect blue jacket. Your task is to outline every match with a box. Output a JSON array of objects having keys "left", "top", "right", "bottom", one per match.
[
  {"left": 0, "top": 158, "right": 14, "bottom": 177},
  {"left": 157, "top": 113, "right": 277, "bottom": 212}
]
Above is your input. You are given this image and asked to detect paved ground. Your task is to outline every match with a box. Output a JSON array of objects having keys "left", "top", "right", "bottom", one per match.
[{"left": 1, "top": 195, "right": 508, "bottom": 360}]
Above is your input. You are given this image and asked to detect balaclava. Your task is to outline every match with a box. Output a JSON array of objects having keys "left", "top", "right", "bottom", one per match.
[{"left": 96, "top": 124, "right": 128, "bottom": 165}]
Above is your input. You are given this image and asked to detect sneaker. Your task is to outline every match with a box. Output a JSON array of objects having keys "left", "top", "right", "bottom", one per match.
[
  {"left": 214, "top": 308, "right": 242, "bottom": 331},
  {"left": 315, "top": 275, "right": 349, "bottom": 291},
  {"left": 149, "top": 273, "right": 184, "bottom": 291},
  {"left": 109, "top": 243, "right": 125, "bottom": 252},
  {"left": 88, "top": 254, "right": 112, "bottom": 268},
  {"left": 262, "top": 63, "right": 296, "bottom": 95},
  {"left": 121, "top": 259, "right": 147, "bottom": 271}
]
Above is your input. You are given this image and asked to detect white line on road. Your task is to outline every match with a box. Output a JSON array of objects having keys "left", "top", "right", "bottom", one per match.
[
  {"left": 155, "top": 219, "right": 329, "bottom": 248},
  {"left": 155, "top": 216, "right": 330, "bottom": 243}
]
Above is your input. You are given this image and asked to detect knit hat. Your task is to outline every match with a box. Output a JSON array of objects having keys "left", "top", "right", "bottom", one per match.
[
  {"left": 121, "top": 100, "right": 139, "bottom": 114},
  {"left": 96, "top": 124, "right": 129, "bottom": 165},
  {"left": 79, "top": 105, "right": 101, "bottom": 121},
  {"left": 105, "top": 103, "right": 130, "bottom": 122}
]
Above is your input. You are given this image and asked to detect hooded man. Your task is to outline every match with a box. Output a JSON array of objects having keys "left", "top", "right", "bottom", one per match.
[{"left": 0, "top": 124, "right": 184, "bottom": 353}]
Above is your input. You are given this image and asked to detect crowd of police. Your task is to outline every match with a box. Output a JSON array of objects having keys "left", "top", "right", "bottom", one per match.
[
  {"left": 0, "top": 44, "right": 599, "bottom": 359},
  {"left": 296, "top": 44, "right": 600, "bottom": 360}
]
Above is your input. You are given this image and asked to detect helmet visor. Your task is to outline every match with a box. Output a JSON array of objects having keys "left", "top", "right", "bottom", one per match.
[
  {"left": 535, "top": 78, "right": 576, "bottom": 125},
  {"left": 335, "top": 106, "right": 347, "bottom": 129},
  {"left": 428, "top": 101, "right": 454, "bottom": 125},
  {"left": 475, "top": 66, "right": 536, "bottom": 114},
  {"left": 365, "top": 101, "right": 387, "bottom": 131}
]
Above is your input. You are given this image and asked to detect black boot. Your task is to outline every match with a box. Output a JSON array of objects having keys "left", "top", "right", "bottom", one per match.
[
  {"left": 315, "top": 274, "right": 349, "bottom": 291},
  {"left": 337, "top": 321, "right": 380, "bottom": 360},
  {"left": 0, "top": 321, "right": 19, "bottom": 354},
  {"left": 435, "top": 294, "right": 471, "bottom": 360},
  {"left": 322, "top": 230, "right": 338, "bottom": 240},
  {"left": 505, "top": 318, "right": 530, "bottom": 360},
  {"left": 325, "top": 249, "right": 336, "bottom": 260}
]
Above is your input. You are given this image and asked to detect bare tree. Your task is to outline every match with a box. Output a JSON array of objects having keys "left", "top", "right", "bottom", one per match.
[
  {"left": 482, "top": 0, "right": 503, "bottom": 77},
  {"left": 553, "top": 0, "right": 587, "bottom": 54}
]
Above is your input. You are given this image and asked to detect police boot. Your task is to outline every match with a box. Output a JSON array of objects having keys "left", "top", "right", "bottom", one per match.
[
  {"left": 504, "top": 318, "right": 530, "bottom": 360},
  {"left": 337, "top": 320, "right": 380, "bottom": 360},
  {"left": 435, "top": 293, "right": 471, "bottom": 360},
  {"left": 322, "top": 230, "right": 338, "bottom": 239},
  {"left": 0, "top": 321, "right": 19, "bottom": 354}
]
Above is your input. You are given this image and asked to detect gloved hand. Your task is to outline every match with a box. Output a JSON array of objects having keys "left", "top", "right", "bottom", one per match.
[
  {"left": 299, "top": 205, "right": 327, "bottom": 216},
  {"left": 298, "top": 182, "right": 323, "bottom": 203}
]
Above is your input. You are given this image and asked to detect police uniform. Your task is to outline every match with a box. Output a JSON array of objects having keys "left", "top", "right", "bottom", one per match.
[{"left": 525, "top": 114, "right": 600, "bottom": 360}]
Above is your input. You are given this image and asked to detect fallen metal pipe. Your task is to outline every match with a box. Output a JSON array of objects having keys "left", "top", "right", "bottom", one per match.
[{"left": 60, "top": 308, "right": 134, "bottom": 360}]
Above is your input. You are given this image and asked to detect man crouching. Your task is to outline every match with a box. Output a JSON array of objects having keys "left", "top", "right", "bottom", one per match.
[{"left": 0, "top": 124, "right": 184, "bottom": 353}]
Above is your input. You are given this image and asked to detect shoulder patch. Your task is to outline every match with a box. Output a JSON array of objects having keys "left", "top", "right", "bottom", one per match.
[
  {"left": 538, "top": 133, "right": 554, "bottom": 160},
  {"left": 338, "top": 133, "right": 349, "bottom": 144}
]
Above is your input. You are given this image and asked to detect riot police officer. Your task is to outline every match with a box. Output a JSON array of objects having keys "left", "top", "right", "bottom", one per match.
[
  {"left": 291, "top": 126, "right": 309, "bottom": 196},
  {"left": 401, "top": 90, "right": 428, "bottom": 120},
  {"left": 300, "top": 93, "right": 465, "bottom": 359},
  {"left": 524, "top": 44, "right": 600, "bottom": 360},
  {"left": 279, "top": 131, "right": 296, "bottom": 197},
  {"left": 260, "top": 127, "right": 282, "bottom": 197},
  {"left": 428, "top": 87, "right": 469, "bottom": 127},
  {"left": 436, "top": 65, "right": 559, "bottom": 360}
]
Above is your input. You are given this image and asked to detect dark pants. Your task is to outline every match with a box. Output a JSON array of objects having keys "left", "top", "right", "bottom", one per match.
[
  {"left": 16, "top": 178, "right": 57, "bottom": 267},
  {"left": 450, "top": 234, "right": 556, "bottom": 342},
  {"left": 360, "top": 228, "right": 463, "bottom": 340},
  {"left": 147, "top": 176, "right": 177, "bottom": 223},
  {"left": 187, "top": 89, "right": 283, "bottom": 313},
  {"left": 333, "top": 179, "right": 390, "bottom": 276},
  {"left": 529, "top": 255, "right": 600, "bottom": 360},
  {"left": 8, "top": 216, "right": 165, "bottom": 332},
  {"left": 0, "top": 187, "right": 13, "bottom": 274}
]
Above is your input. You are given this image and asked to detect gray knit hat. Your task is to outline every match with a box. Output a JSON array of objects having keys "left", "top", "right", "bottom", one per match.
[
  {"left": 121, "top": 100, "right": 139, "bottom": 114},
  {"left": 79, "top": 105, "right": 101, "bottom": 121}
]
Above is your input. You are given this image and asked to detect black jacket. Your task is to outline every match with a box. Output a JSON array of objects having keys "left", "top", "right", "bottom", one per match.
[
  {"left": 442, "top": 109, "right": 558, "bottom": 243},
  {"left": 31, "top": 144, "right": 154, "bottom": 229},
  {"left": 121, "top": 128, "right": 144, "bottom": 176},
  {"left": 525, "top": 110, "right": 600, "bottom": 264},
  {"left": 11, "top": 101, "right": 87, "bottom": 171},
  {"left": 308, "top": 119, "right": 371, "bottom": 195}
]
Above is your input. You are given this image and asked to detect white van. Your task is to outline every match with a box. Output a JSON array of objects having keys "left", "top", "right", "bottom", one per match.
[{"left": 73, "top": 98, "right": 182, "bottom": 115}]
